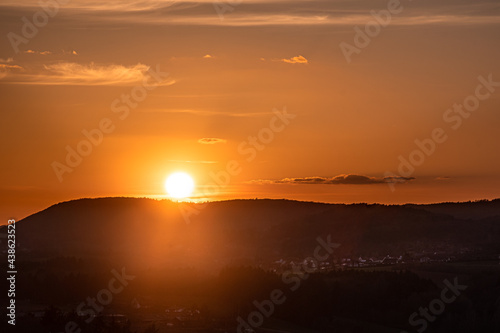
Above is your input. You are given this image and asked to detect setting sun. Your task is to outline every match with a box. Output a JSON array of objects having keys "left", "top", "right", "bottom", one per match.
[{"left": 165, "top": 172, "right": 195, "bottom": 199}]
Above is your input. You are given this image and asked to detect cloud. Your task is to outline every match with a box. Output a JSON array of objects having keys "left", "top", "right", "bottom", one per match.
[
  {"left": 0, "top": 62, "right": 174, "bottom": 86},
  {"left": 0, "top": 58, "right": 14, "bottom": 63},
  {"left": 249, "top": 174, "right": 415, "bottom": 185},
  {"left": 0, "top": 64, "right": 22, "bottom": 70},
  {"left": 0, "top": 0, "right": 179, "bottom": 12},
  {"left": 23, "top": 49, "right": 78, "bottom": 56},
  {"left": 282, "top": 55, "right": 308, "bottom": 64},
  {"left": 43, "top": 63, "right": 148, "bottom": 85},
  {"left": 1, "top": 1, "right": 499, "bottom": 27},
  {"left": 0, "top": 62, "right": 22, "bottom": 80},
  {"left": 144, "top": 109, "right": 272, "bottom": 117},
  {"left": 435, "top": 176, "right": 452, "bottom": 180},
  {"left": 203, "top": 54, "right": 213, "bottom": 58},
  {"left": 95, "top": 14, "right": 500, "bottom": 27},
  {"left": 198, "top": 138, "right": 227, "bottom": 144},
  {"left": 24, "top": 50, "right": 52, "bottom": 55}
]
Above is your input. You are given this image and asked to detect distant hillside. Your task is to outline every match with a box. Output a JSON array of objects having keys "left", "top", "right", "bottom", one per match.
[
  {"left": 2, "top": 198, "right": 500, "bottom": 271},
  {"left": 407, "top": 199, "right": 500, "bottom": 219}
]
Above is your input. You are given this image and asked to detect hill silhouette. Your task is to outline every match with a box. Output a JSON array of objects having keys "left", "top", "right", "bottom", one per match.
[{"left": 3, "top": 198, "right": 500, "bottom": 271}]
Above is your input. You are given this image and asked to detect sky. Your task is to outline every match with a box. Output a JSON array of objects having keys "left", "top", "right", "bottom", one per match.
[{"left": 1, "top": 0, "right": 500, "bottom": 222}]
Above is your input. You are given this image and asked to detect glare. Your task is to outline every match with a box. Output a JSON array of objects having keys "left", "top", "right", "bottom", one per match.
[{"left": 165, "top": 172, "right": 195, "bottom": 199}]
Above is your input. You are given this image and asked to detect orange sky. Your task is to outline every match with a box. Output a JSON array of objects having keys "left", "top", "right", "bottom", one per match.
[{"left": 1, "top": 0, "right": 500, "bottom": 222}]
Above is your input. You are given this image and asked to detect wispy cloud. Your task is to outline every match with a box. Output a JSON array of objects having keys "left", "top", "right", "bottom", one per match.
[
  {"left": 249, "top": 174, "right": 415, "bottom": 185},
  {"left": 0, "top": 63, "right": 23, "bottom": 80},
  {"left": 281, "top": 55, "right": 308, "bottom": 64},
  {"left": 23, "top": 49, "right": 78, "bottom": 56},
  {"left": 143, "top": 109, "right": 273, "bottom": 117},
  {"left": 0, "top": 0, "right": 179, "bottom": 12},
  {"left": 24, "top": 50, "right": 52, "bottom": 55},
  {"left": 0, "top": 62, "right": 174, "bottom": 86},
  {"left": 198, "top": 138, "right": 227, "bottom": 144},
  {"left": 0, "top": 64, "right": 22, "bottom": 70},
  {"left": 1, "top": 1, "right": 499, "bottom": 27},
  {"left": 207, "top": 14, "right": 500, "bottom": 27}
]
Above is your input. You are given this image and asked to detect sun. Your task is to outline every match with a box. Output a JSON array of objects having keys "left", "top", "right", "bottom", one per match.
[{"left": 165, "top": 172, "right": 195, "bottom": 199}]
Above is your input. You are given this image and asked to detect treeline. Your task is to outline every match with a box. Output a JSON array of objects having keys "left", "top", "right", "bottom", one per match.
[{"left": 2, "top": 258, "right": 500, "bottom": 332}]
